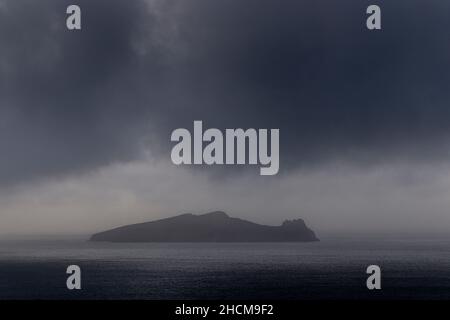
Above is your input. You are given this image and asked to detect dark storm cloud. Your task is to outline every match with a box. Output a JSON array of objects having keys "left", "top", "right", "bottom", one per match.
[
  {"left": 166, "top": 0, "right": 450, "bottom": 169},
  {"left": 1, "top": 0, "right": 450, "bottom": 185},
  {"left": 0, "top": 0, "right": 160, "bottom": 185}
]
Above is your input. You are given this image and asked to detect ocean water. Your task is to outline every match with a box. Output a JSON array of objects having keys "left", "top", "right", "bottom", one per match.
[{"left": 0, "top": 237, "right": 450, "bottom": 300}]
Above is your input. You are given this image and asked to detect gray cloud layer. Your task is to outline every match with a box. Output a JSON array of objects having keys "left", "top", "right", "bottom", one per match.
[{"left": 1, "top": 0, "right": 450, "bottom": 186}]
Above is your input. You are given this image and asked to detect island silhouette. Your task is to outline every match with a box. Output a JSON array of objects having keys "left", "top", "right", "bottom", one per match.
[{"left": 90, "top": 211, "right": 319, "bottom": 242}]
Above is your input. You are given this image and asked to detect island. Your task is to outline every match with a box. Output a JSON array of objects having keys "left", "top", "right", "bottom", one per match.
[{"left": 90, "top": 211, "right": 319, "bottom": 242}]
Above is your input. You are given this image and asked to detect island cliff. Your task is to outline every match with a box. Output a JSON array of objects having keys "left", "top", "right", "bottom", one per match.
[{"left": 90, "top": 211, "right": 319, "bottom": 242}]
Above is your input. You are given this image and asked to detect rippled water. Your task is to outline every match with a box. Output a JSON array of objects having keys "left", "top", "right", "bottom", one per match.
[{"left": 1, "top": 237, "right": 449, "bottom": 299}]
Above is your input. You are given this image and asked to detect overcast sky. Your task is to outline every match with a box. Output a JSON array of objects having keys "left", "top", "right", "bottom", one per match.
[{"left": 1, "top": 0, "right": 450, "bottom": 236}]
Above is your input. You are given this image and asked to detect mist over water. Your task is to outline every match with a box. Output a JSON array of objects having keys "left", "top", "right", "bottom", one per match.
[{"left": 1, "top": 0, "right": 450, "bottom": 304}]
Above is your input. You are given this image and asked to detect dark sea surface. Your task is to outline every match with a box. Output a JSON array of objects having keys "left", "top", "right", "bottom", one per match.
[{"left": 0, "top": 237, "right": 449, "bottom": 300}]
